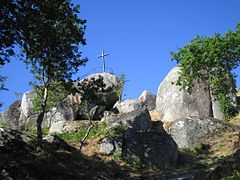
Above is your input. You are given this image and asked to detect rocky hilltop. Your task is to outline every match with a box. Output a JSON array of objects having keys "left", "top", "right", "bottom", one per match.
[{"left": 0, "top": 67, "right": 240, "bottom": 179}]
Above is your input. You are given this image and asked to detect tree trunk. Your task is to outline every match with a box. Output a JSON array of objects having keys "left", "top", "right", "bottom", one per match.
[
  {"left": 79, "top": 110, "right": 93, "bottom": 151},
  {"left": 37, "top": 86, "right": 48, "bottom": 147},
  {"left": 37, "top": 112, "right": 44, "bottom": 146},
  {"left": 79, "top": 122, "right": 93, "bottom": 151}
]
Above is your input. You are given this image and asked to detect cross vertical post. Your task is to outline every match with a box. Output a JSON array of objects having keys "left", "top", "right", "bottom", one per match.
[{"left": 98, "top": 50, "right": 109, "bottom": 72}]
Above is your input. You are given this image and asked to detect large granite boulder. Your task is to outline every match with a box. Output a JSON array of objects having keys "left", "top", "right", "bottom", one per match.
[
  {"left": 138, "top": 90, "right": 156, "bottom": 111},
  {"left": 113, "top": 99, "right": 143, "bottom": 114},
  {"left": 48, "top": 121, "right": 67, "bottom": 134},
  {"left": 49, "top": 120, "right": 94, "bottom": 134},
  {"left": 156, "top": 66, "right": 224, "bottom": 122},
  {"left": 168, "top": 116, "right": 240, "bottom": 149},
  {"left": 103, "top": 107, "right": 152, "bottom": 131},
  {"left": 122, "top": 127, "right": 178, "bottom": 168},
  {"left": 82, "top": 72, "right": 118, "bottom": 109},
  {"left": 0, "top": 100, "right": 22, "bottom": 130},
  {"left": 2, "top": 73, "right": 118, "bottom": 130},
  {"left": 46, "top": 96, "right": 76, "bottom": 124},
  {"left": 20, "top": 91, "right": 35, "bottom": 119},
  {"left": 77, "top": 105, "right": 106, "bottom": 120},
  {"left": 18, "top": 92, "right": 78, "bottom": 130},
  {"left": 99, "top": 137, "right": 123, "bottom": 155},
  {"left": 0, "top": 127, "right": 33, "bottom": 152}
]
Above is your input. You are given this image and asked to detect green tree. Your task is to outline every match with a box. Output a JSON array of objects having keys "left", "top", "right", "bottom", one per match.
[
  {"left": 114, "top": 73, "right": 127, "bottom": 102},
  {"left": 32, "top": 81, "right": 73, "bottom": 128},
  {"left": 171, "top": 23, "right": 240, "bottom": 119},
  {"left": 0, "top": 0, "right": 20, "bottom": 65},
  {"left": 75, "top": 76, "right": 107, "bottom": 150},
  {"left": 18, "top": 0, "right": 87, "bottom": 146}
]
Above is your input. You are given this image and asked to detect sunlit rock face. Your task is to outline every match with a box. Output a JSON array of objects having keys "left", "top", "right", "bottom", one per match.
[
  {"left": 82, "top": 72, "right": 119, "bottom": 109},
  {"left": 156, "top": 66, "right": 225, "bottom": 122},
  {"left": 169, "top": 116, "right": 240, "bottom": 149},
  {"left": 2, "top": 72, "right": 119, "bottom": 130},
  {"left": 138, "top": 90, "right": 156, "bottom": 111}
]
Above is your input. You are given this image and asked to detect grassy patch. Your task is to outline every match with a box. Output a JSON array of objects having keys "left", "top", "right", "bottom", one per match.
[
  {"left": 229, "top": 113, "right": 240, "bottom": 126},
  {"left": 23, "top": 127, "right": 49, "bottom": 137},
  {"left": 59, "top": 122, "right": 108, "bottom": 144},
  {"left": 58, "top": 122, "right": 128, "bottom": 144},
  {"left": 0, "top": 121, "right": 9, "bottom": 128},
  {"left": 108, "top": 123, "right": 128, "bottom": 137},
  {"left": 112, "top": 149, "right": 122, "bottom": 161},
  {"left": 193, "top": 143, "right": 210, "bottom": 155}
]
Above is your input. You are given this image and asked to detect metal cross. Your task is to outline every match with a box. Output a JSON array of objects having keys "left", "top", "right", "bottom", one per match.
[{"left": 98, "top": 50, "right": 109, "bottom": 72}]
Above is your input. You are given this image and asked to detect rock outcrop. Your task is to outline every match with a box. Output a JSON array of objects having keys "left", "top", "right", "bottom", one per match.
[
  {"left": 2, "top": 72, "right": 119, "bottom": 131},
  {"left": 99, "top": 137, "right": 122, "bottom": 155},
  {"left": 138, "top": 90, "right": 156, "bottom": 111},
  {"left": 20, "top": 91, "right": 35, "bottom": 119},
  {"left": 83, "top": 72, "right": 118, "bottom": 109},
  {"left": 102, "top": 106, "right": 178, "bottom": 168},
  {"left": 49, "top": 120, "right": 95, "bottom": 134},
  {"left": 113, "top": 90, "right": 156, "bottom": 114},
  {"left": 156, "top": 66, "right": 225, "bottom": 122},
  {"left": 103, "top": 107, "right": 152, "bottom": 131},
  {"left": 122, "top": 127, "right": 178, "bottom": 168},
  {"left": 168, "top": 116, "right": 240, "bottom": 149},
  {"left": 0, "top": 127, "right": 33, "bottom": 151},
  {"left": 18, "top": 92, "right": 77, "bottom": 130},
  {"left": 113, "top": 99, "right": 143, "bottom": 114},
  {"left": 0, "top": 100, "right": 21, "bottom": 129}
]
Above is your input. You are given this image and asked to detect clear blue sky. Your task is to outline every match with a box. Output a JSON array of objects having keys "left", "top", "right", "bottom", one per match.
[{"left": 1, "top": 0, "right": 240, "bottom": 111}]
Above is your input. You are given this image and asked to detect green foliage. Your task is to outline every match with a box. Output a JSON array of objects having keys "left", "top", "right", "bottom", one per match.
[
  {"left": 75, "top": 76, "right": 108, "bottom": 120},
  {"left": 20, "top": 0, "right": 87, "bottom": 81},
  {"left": 222, "top": 171, "right": 240, "bottom": 180},
  {"left": 0, "top": 1, "right": 19, "bottom": 65},
  {"left": 32, "top": 81, "right": 72, "bottom": 113},
  {"left": 0, "top": 0, "right": 87, "bottom": 66},
  {"left": 217, "top": 93, "right": 237, "bottom": 120},
  {"left": 114, "top": 74, "right": 127, "bottom": 102},
  {"left": 171, "top": 22, "right": 240, "bottom": 119},
  {"left": 112, "top": 149, "right": 122, "bottom": 159},
  {"left": 193, "top": 143, "right": 210, "bottom": 155},
  {"left": 8, "top": 0, "right": 87, "bottom": 146},
  {"left": 58, "top": 122, "right": 108, "bottom": 143},
  {"left": 0, "top": 121, "right": 9, "bottom": 128},
  {"left": 59, "top": 129, "right": 87, "bottom": 144},
  {"left": 56, "top": 121, "right": 127, "bottom": 145},
  {"left": 108, "top": 123, "right": 128, "bottom": 137},
  {"left": 95, "top": 121, "right": 108, "bottom": 137}
]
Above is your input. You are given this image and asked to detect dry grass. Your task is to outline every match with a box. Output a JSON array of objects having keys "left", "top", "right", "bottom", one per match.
[
  {"left": 149, "top": 110, "right": 162, "bottom": 121},
  {"left": 229, "top": 113, "right": 240, "bottom": 126},
  {"left": 162, "top": 121, "right": 173, "bottom": 133},
  {"left": 81, "top": 136, "right": 102, "bottom": 156},
  {"left": 201, "top": 131, "right": 240, "bottom": 158}
]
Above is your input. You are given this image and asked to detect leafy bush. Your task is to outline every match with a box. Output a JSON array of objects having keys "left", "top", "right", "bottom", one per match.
[
  {"left": 193, "top": 143, "right": 210, "bottom": 154},
  {"left": 108, "top": 123, "right": 128, "bottom": 137}
]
